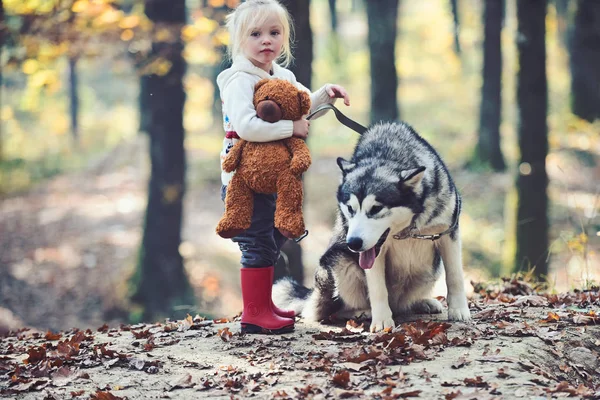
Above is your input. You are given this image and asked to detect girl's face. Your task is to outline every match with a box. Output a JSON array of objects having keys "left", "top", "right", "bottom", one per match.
[{"left": 243, "top": 14, "right": 284, "bottom": 73}]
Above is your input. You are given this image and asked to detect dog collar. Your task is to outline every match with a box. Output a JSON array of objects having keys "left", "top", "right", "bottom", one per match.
[
  {"left": 392, "top": 218, "right": 451, "bottom": 241},
  {"left": 393, "top": 197, "right": 461, "bottom": 241}
]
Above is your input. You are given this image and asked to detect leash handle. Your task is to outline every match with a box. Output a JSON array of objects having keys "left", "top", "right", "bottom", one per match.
[{"left": 306, "top": 103, "right": 368, "bottom": 135}]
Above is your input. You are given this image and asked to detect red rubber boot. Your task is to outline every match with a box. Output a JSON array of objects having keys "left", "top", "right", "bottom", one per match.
[
  {"left": 268, "top": 266, "right": 296, "bottom": 318},
  {"left": 241, "top": 267, "right": 295, "bottom": 334}
]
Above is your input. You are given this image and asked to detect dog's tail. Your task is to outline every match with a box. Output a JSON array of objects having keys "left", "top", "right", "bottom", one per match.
[{"left": 272, "top": 277, "right": 312, "bottom": 316}]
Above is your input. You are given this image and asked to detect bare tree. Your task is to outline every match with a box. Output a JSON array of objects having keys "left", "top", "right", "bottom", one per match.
[
  {"left": 68, "top": 57, "right": 79, "bottom": 143},
  {"left": 568, "top": 0, "right": 600, "bottom": 122},
  {"left": 471, "top": 0, "right": 505, "bottom": 171},
  {"left": 276, "top": 0, "right": 314, "bottom": 285},
  {"left": 130, "top": 0, "right": 194, "bottom": 322},
  {"left": 450, "top": 0, "right": 461, "bottom": 55},
  {"left": 365, "top": 0, "right": 399, "bottom": 124},
  {"left": 328, "top": 0, "right": 338, "bottom": 32},
  {"left": 513, "top": 0, "right": 549, "bottom": 277}
]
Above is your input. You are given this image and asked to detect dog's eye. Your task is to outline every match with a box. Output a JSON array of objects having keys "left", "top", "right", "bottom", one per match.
[
  {"left": 370, "top": 205, "right": 383, "bottom": 215},
  {"left": 347, "top": 205, "right": 354, "bottom": 214}
]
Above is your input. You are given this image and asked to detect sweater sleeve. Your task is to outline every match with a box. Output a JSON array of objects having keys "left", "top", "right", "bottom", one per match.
[
  {"left": 294, "top": 79, "right": 337, "bottom": 120},
  {"left": 222, "top": 73, "right": 293, "bottom": 142}
]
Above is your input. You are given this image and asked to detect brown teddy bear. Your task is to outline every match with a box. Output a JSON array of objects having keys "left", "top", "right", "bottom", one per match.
[{"left": 216, "top": 78, "right": 312, "bottom": 240}]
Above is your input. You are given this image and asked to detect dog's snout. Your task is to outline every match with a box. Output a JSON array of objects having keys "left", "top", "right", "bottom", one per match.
[{"left": 347, "top": 237, "right": 363, "bottom": 252}]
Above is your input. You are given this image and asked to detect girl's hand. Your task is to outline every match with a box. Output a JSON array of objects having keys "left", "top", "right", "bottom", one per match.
[
  {"left": 327, "top": 84, "right": 350, "bottom": 106},
  {"left": 293, "top": 119, "right": 310, "bottom": 139}
]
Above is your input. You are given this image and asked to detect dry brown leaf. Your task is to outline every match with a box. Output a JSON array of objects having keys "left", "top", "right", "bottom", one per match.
[{"left": 332, "top": 370, "right": 351, "bottom": 388}]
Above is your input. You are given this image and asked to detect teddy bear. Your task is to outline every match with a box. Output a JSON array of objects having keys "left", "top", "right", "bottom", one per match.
[{"left": 216, "top": 78, "right": 312, "bottom": 240}]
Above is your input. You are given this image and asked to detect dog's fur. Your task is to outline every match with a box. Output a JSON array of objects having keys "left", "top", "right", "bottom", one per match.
[{"left": 273, "top": 121, "right": 471, "bottom": 332}]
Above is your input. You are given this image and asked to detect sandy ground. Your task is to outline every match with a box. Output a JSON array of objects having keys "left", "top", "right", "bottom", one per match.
[{"left": 2, "top": 298, "right": 599, "bottom": 399}]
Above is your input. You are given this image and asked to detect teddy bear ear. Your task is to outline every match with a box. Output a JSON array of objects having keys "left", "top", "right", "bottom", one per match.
[
  {"left": 299, "top": 91, "right": 311, "bottom": 115},
  {"left": 255, "top": 78, "right": 270, "bottom": 91}
]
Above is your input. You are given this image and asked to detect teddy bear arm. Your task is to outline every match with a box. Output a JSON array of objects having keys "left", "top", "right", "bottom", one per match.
[
  {"left": 222, "top": 140, "right": 247, "bottom": 173},
  {"left": 284, "top": 137, "right": 312, "bottom": 176}
]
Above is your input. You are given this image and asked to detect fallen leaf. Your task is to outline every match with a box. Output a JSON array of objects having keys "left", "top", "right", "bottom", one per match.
[
  {"left": 169, "top": 373, "right": 194, "bottom": 391},
  {"left": 332, "top": 370, "right": 351, "bottom": 388},
  {"left": 512, "top": 295, "right": 548, "bottom": 307},
  {"left": 345, "top": 320, "right": 365, "bottom": 333},
  {"left": 451, "top": 356, "right": 470, "bottom": 369},
  {"left": 539, "top": 312, "right": 560, "bottom": 323},
  {"left": 90, "top": 392, "right": 123, "bottom": 400},
  {"left": 45, "top": 332, "right": 62, "bottom": 341},
  {"left": 463, "top": 376, "right": 488, "bottom": 388}
]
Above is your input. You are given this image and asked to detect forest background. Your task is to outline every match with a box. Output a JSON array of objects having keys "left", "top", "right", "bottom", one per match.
[{"left": 0, "top": 0, "right": 599, "bottom": 332}]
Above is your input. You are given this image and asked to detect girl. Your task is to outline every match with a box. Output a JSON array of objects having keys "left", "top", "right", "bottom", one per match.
[{"left": 217, "top": 0, "right": 350, "bottom": 334}]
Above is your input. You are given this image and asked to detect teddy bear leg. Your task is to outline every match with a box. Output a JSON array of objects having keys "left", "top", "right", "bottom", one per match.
[
  {"left": 274, "top": 170, "right": 305, "bottom": 239},
  {"left": 216, "top": 174, "right": 254, "bottom": 239}
]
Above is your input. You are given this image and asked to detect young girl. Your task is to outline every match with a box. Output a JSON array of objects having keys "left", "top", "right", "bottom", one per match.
[{"left": 217, "top": 0, "right": 350, "bottom": 334}]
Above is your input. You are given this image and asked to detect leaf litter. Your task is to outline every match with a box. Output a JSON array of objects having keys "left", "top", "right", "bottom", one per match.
[{"left": 0, "top": 279, "right": 599, "bottom": 398}]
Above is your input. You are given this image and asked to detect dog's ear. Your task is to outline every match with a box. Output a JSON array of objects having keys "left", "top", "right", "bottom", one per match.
[
  {"left": 337, "top": 157, "right": 356, "bottom": 176},
  {"left": 400, "top": 166, "right": 426, "bottom": 188}
]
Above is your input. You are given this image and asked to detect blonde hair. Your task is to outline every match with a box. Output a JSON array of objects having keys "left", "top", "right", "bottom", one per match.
[{"left": 225, "top": 0, "right": 294, "bottom": 67}]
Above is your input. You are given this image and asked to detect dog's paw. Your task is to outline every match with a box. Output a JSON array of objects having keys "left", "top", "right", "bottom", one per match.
[
  {"left": 370, "top": 315, "right": 395, "bottom": 333},
  {"left": 447, "top": 307, "right": 471, "bottom": 322},
  {"left": 447, "top": 294, "right": 471, "bottom": 322},
  {"left": 412, "top": 298, "right": 443, "bottom": 314}
]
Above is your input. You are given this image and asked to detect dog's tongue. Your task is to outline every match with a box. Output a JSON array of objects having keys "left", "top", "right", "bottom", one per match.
[{"left": 359, "top": 248, "right": 377, "bottom": 269}]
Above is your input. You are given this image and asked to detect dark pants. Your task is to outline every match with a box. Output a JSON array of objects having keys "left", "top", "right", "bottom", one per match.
[{"left": 221, "top": 185, "right": 288, "bottom": 268}]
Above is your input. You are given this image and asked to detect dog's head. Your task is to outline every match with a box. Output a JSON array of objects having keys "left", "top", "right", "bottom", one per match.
[{"left": 336, "top": 158, "right": 426, "bottom": 270}]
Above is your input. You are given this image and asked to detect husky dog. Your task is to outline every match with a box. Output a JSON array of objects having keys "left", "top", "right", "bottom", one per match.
[{"left": 273, "top": 121, "right": 471, "bottom": 332}]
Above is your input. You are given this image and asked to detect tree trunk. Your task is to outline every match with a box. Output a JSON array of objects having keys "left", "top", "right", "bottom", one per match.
[
  {"left": 514, "top": 0, "right": 549, "bottom": 277},
  {"left": 130, "top": 0, "right": 193, "bottom": 322},
  {"left": 205, "top": 5, "right": 232, "bottom": 119},
  {"left": 568, "top": 0, "right": 600, "bottom": 122},
  {"left": 278, "top": 0, "right": 313, "bottom": 283},
  {"left": 68, "top": 57, "right": 79, "bottom": 143},
  {"left": 472, "top": 0, "right": 505, "bottom": 171},
  {"left": 450, "top": 0, "right": 461, "bottom": 55},
  {"left": 138, "top": 79, "right": 150, "bottom": 134},
  {"left": 281, "top": 0, "right": 313, "bottom": 89},
  {"left": 328, "top": 0, "right": 338, "bottom": 32},
  {"left": 365, "top": 0, "right": 399, "bottom": 124}
]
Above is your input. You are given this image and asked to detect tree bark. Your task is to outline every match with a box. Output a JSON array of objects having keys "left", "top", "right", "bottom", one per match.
[
  {"left": 472, "top": 0, "right": 505, "bottom": 171},
  {"left": 568, "top": 0, "right": 600, "bottom": 122},
  {"left": 328, "top": 0, "right": 338, "bottom": 32},
  {"left": 365, "top": 0, "right": 399, "bottom": 124},
  {"left": 68, "top": 57, "right": 79, "bottom": 143},
  {"left": 281, "top": 0, "right": 313, "bottom": 89},
  {"left": 450, "top": 0, "right": 461, "bottom": 55},
  {"left": 514, "top": 0, "right": 549, "bottom": 277},
  {"left": 277, "top": 0, "right": 313, "bottom": 284},
  {"left": 130, "top": 0, "right": 193, "bottom": 322}
]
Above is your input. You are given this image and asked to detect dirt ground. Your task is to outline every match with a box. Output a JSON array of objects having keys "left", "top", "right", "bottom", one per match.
[{"left": 1, "top": 283, "right": 599, "bottom": 399}]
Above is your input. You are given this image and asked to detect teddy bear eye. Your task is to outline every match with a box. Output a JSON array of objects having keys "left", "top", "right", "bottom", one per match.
[{"left": 265, "top": 96, "right": 270, "bottom": 100}]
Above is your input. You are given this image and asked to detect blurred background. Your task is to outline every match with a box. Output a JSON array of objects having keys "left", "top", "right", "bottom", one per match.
[{"left": 0, "top": 0, "right": 598, "bottom": 332}]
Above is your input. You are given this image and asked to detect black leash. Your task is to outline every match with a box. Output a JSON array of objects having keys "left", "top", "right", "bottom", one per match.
[
  {"left": 294, "top": 105, "right": 366, "bottom": 243},
  {"left": 306, "top": 103, "right": 368, "bottom": 135}
]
